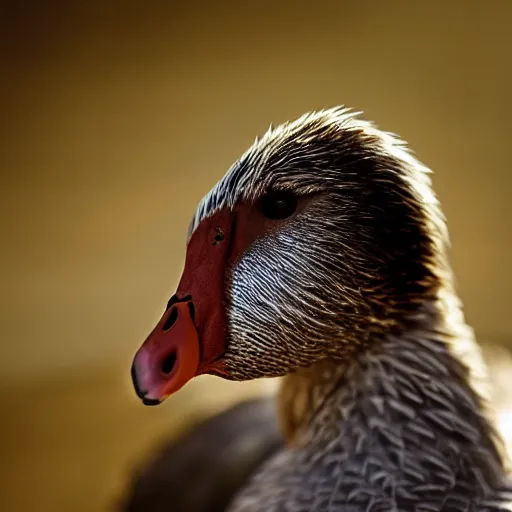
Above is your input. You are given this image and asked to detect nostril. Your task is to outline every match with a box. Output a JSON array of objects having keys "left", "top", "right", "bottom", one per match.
[
  {"left": 162, "top": 352, "right": 177, "bottom": 375},
  {"left": 166, "top": 294, "right": 179, "bottom": 310},
  {"left": 162, "top": 307, "right": 178, "bottom": 331}
]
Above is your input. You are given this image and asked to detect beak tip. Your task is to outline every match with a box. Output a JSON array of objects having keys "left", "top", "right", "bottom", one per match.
[
  {"left": 131, "top": 299, "right": 201, "bottom": 404},
  {"left": 131, "top": 361, "right": 146, "bottom": 399},
  {"left": 142, "top": 396, "right": 162, "bottom": 406}
]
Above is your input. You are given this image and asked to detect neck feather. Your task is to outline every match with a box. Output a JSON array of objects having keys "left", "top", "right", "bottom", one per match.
[{"left": 277, "top": 290, "right": 509, "bottom": 495}]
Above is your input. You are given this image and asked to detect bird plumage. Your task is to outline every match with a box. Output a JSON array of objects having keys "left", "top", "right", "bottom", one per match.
[{"left": 130, "top": 107, "right": 512, "bottom": 511}]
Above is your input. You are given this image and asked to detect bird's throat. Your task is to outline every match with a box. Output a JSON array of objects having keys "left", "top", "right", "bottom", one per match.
[{"left": 277, "top": 296, "right": 508, "bottom": 494}]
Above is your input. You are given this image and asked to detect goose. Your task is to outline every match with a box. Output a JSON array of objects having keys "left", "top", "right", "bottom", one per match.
[{"left": 130, "top": 108, "right": 512, "bottom": 511}]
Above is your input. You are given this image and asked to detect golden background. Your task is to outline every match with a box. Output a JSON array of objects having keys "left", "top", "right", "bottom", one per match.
[{"left": 1, "top": 1, "right": 511, "bottom": 510}]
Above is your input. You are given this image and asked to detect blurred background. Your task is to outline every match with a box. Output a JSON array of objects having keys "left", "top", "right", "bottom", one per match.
[{"left": 1, "top": 0, "right": 512, "bottom": 510}]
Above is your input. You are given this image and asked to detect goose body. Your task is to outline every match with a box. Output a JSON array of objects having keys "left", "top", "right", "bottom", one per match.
[
  {"left": 122, "top": 397, "right": 282, "bottom": 512},
  {"left": 131, "top": 108, "right": 512, "bottom": 511}
]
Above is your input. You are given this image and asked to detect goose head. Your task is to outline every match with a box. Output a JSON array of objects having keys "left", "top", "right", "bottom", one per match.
[{"left": 131, "top": 108, "right": 447, "bottom": 405}]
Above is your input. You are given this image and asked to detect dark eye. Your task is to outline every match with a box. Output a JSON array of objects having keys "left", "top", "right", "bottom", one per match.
[{"left": 260, "top": 190, "right": 298, "bottom": 220}]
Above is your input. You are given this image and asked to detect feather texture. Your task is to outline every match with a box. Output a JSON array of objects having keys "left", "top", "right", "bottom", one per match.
[{"left": 182, "top": 108, "right": 512, "bottom": 511}]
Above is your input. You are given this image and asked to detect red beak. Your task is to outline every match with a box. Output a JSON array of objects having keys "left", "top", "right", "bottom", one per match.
[
  {"left": 131, "top": 209, "right": 234, "bottom": 405},
  {"left": 131, "top": 299, "right": 200, "bottom": 405}
]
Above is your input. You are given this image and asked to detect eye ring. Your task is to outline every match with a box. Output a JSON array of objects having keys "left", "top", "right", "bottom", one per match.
[{"left": 260, "top": 190, "right": 298, "bottom": 220}]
